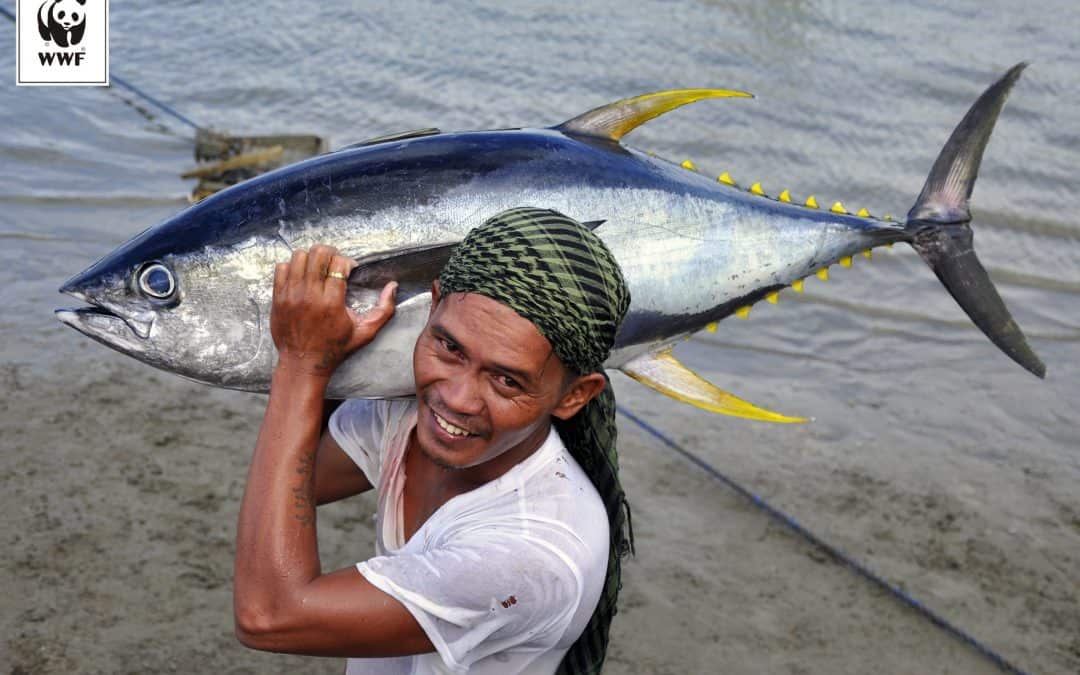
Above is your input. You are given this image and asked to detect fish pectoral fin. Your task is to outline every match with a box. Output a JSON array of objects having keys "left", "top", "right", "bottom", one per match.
[
  {"left": 555, "top": 89, "right": 753, "bottom": 142},
  {"left": 620, "top": 350, "right": 806, "bottom": 423},
  {"left": 348, "top": 242, "right": 459, "bottom": 301},
  {"left": 349, "top": 218, "right": 606, "bottom": 301}
]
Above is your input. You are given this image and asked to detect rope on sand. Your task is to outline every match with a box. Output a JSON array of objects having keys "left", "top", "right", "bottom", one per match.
[
  {"left": 616, "top": 404, "right": 1031, "bottom": 675},
  {"left": 0, "top": 4, "right": 201, "bottom": 132}
]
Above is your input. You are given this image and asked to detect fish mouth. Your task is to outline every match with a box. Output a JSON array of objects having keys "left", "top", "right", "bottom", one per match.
[
  {"left": 56, "top": 288, "right": 155, "bottom": 345},
  {"left": 54, "top": 307, "right": 151, "bottom": 355}
]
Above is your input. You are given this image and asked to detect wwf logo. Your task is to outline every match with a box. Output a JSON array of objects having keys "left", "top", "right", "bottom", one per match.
[{"left": 37, "top": 0, "right": 86, "bottom": 48}]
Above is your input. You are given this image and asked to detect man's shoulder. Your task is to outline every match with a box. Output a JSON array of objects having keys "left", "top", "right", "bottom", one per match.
[
  {"left": 339, "top": 397, "right": 416, "bottom": 421},
  {"left": 329, "top": 398, "right": 418, "bottom": 482},
  {"left": 333, "top": 398, "right": 417, "bottom": 439}
]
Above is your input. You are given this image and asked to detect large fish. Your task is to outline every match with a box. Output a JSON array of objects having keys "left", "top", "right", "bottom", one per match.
[{"left": 56, "top": 63, "right": 1045, "bottom": 423}]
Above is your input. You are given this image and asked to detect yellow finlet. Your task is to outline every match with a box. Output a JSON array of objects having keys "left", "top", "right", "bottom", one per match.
[
  {"left": 816, "top": 267, "right": 829, "bottom": 281},
  {"left": 805, "top": 195, "right": 819, "bottom": 209},
  {"left": 766, "top": 291, "right": 780, "bottom": 304},
  {"left": 734, "top": 305, "right": 751, "bottom": 319},
  {"left": 885, "top": 242, "right": 894, "bottom": 249},
  {"left": 840, "top": 256, "right": 853, "bottom": 268},
  {"left": 621, "top": 349, "right": 807, "bottom": 423},
  {"left": 792, "top": 279, "right": 804, "bottom": 293},
  {"left": 884, "top": 214, "right": 893, "bottom": 221},
  {"left": 857, "top": 207, "right": 870, "bottom": 217},
  {"left": 830, "top": 201, "right": 848, "bottom": 214},
  {"left": 718, "top": 171, "right": 737, "bottom": 186},
  {"left": 862, "top": 249, "right": 872, "bottom": 259},
  {"left": 557, "top": 88, "right": 754, "bottom": 142},
  {"left": 681, "top": 159, "right": 697, "bottom": 171},
  {"left": 647, "top": 150, "right": 657, "bottom": 157},
  {"left": 705, "top": 322, "right": 718, "bottom": 333},
  {"left": 779, "top": 189, "right": 792, "bottom": 203},
  {"left": 750, "top": 181, "right": 766, "bottom": 196}
]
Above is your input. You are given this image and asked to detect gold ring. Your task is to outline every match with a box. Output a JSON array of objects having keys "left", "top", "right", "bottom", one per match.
[{"left": 326, "top": 270, "right": 348, "bottom": 281}]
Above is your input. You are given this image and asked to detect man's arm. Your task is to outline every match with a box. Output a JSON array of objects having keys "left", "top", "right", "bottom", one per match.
[{"left": 233, "top": 245, "right": 433, "bottom": 657}]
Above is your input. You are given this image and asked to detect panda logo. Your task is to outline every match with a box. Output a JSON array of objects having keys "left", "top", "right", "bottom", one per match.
[{"left": 37, "top": 0, "right": 87, "bottom": 48}]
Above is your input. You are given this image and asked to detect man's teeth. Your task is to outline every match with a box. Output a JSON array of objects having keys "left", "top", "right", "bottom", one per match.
[{"left": 435, "top": 413, "right": 471, "bottom": 437}]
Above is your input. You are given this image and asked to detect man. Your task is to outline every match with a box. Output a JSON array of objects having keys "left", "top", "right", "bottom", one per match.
[{"left": 233, "top": 208, "right": 632, "bottom": 674}]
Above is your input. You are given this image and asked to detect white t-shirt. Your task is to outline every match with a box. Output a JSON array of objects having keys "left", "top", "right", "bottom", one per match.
[{"left": 329, "top": 399, "right": 609, "bottom": 675}]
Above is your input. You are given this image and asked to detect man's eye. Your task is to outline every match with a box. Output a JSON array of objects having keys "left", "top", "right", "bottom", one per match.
[
  {"left": 439, "top": 337, "right": 461, "bottom": 354},
  {"left": 497, "top": 374, "right": 521, "bottom": 390}
]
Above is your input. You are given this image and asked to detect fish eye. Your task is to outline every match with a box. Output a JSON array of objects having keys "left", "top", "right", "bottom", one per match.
[{"left": 137, "top": 263, "right": 176, "bottom": 299}]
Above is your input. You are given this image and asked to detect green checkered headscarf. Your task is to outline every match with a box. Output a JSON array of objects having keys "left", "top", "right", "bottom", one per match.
[{"left": 439, "top": 207, "right": 632, "bottom": 675}]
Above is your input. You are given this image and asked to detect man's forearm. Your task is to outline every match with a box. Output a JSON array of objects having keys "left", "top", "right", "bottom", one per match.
[
  {"left": 234, "top": 363, "right": 328, "bottom": 624},
  {"left": 232, "top": 247, "right": 408, "bottom": 652}
]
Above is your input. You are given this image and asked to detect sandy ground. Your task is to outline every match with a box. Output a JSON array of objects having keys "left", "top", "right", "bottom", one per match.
[{"left": 2, "top": 342, "right": 1078, "bottom": 675}]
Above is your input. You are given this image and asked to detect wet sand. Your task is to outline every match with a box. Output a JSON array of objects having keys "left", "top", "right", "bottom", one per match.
[{"left": 3, "top": 342, "right": 1077, "bottom": 674}]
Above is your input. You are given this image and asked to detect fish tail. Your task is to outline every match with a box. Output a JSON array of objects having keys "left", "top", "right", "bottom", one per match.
[{"left": 904, "top": 62, "right": 1045, "bottom": 378}]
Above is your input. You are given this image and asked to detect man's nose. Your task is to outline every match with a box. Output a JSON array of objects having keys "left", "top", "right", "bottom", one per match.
[{"left": 440, "top": 372, "right": 484, "bottom": 416}]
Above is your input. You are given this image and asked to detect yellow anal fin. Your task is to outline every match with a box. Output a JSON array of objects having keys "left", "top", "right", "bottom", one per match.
[
  {"left": 621, "top": 350, "right": 806, "bottom": 423},
  {"left": 556, "top": 89, "right": 753, "bottom": 142}
]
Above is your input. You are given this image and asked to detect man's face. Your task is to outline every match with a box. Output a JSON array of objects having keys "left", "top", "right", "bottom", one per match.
[{"left": 411, "top": 286, "right": 578, "bottom": 474}]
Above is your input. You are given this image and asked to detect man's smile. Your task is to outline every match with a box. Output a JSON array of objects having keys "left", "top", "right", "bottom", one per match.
[{"left": 433, "top": 409, "right": 476, "bottom": 438}]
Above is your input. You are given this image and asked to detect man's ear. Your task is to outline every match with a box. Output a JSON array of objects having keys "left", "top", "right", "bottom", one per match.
[
  {"left": 552, "top": 372, "right": 608, "bottom": 421},
  {"left": 429, "top": 279, "right": 442, "bottom": 319}
]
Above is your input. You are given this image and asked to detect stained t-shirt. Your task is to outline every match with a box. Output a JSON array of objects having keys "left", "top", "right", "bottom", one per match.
[{"left": 329, "top": 399, "right": 609, "bottom": 675}]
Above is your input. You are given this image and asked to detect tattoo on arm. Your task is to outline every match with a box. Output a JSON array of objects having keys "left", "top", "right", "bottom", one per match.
[
  {"left": 296, "top": 453, "right": 313, "bottom": 476},
  {"left": 292, "top": 453, "right": 316, "bottom": 527}
]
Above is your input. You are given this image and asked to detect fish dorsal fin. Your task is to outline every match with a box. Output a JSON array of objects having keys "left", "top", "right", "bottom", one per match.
[
  {"left": 620, "top": 349, "right": 806, "bottom": 423},
  {"left": 348, "top": 242, "right": 458, "bottom": 303},
  {"left": 337, "top": 127, "right": 441, "bottom": 152},
  {"left": 555, "top": 89, "right": 752, "bottom": 142}
]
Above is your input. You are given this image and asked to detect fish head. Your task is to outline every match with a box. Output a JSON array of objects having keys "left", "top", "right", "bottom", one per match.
[{"left": 56, "top": 210, "right": 274, "bottom": 389}]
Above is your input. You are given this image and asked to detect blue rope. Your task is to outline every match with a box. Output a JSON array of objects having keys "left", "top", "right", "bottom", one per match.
[
  {"left": 0, "top": 4, "right": 201, "bottom": 131},
  {"left": 615, "top": 404, "right": 1030, "bottom": 675},
  {"left": 109, "top": 74, "right": 202, "bottom": 131}
]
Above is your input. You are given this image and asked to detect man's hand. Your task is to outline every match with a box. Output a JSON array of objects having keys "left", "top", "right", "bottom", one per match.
[{"left": 270, "top": 244, "right": 397, "bottom": 378}]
